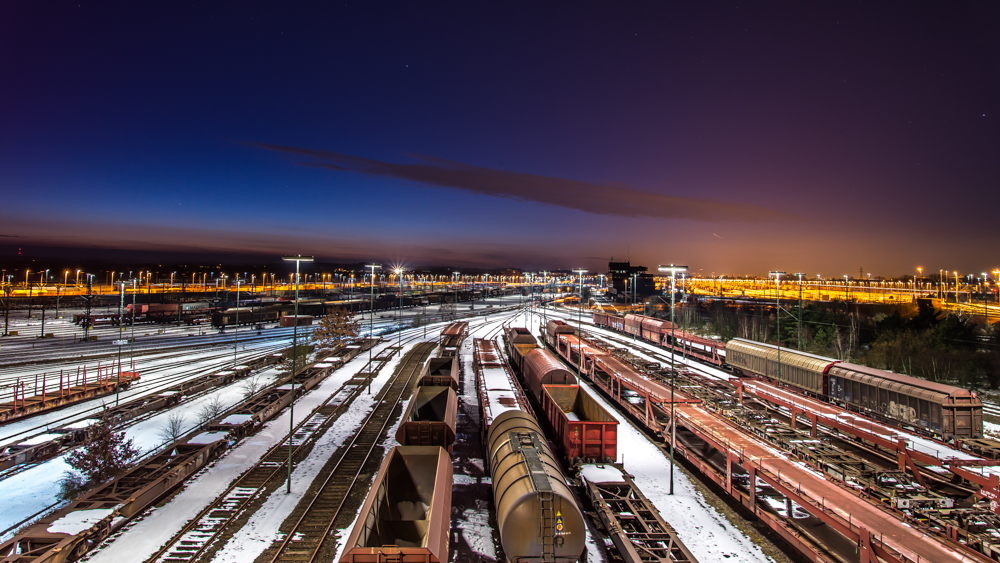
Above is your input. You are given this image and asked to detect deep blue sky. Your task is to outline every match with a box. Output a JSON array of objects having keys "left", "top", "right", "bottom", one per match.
[{"left": 2, "top": 2, "right": 998, "bottom": 276}]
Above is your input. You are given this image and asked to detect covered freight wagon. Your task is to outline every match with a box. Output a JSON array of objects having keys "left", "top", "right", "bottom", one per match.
[
  {"left": 726, "top": 338, "right": 836, "bottom": 395},
  {"left": 828, "top": 362, "right": 983, "bottom": 439}
]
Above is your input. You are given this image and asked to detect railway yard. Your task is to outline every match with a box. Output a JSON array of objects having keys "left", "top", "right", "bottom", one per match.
[{"left": 0, "top": 296, "right": 998, "bottom": 563}]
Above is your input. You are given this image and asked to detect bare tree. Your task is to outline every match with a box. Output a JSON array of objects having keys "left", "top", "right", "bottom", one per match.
[
  {"left": 241, "top": 374, "right": 266, "bottom": 400},
  {"left": 158, "top": 412, "right": 186, "bottom": 445},
  {"left": 196, "top": 395, "right": 226, "bottom": 428}
]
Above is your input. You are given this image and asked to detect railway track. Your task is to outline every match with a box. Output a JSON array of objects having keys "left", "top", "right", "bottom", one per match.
[
  {"left": 143, "top": 339, "right": 435, "bottom": 563},
  {"left": 261, "top": 340, "right": 436, "bottom": 563},
  {"left": 0, "top": 343, "right": 286, "bottom": 445}
]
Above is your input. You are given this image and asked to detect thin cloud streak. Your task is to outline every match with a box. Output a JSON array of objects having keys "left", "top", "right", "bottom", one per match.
[{"left": 255, "top": 143, "right": 790, "bottom": 223}]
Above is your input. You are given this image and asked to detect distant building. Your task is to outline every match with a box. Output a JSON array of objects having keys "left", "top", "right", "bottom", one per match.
[{"left": 607, "top": 261, "right": 656, "bottom": 302}]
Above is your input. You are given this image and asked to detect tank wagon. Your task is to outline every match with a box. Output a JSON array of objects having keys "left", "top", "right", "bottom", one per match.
[
  {"left": 340, "top": 446, "right": 453, "bottom": 563},
  {"left": 727, "top": 338, "right": 983, "bottom": 439},
  {"left": 417, "top": 356, "right": 459, "bottom": 390},
  {"left": 396, "top": 385, "right": 458, "bottom": 452},
  {"left": 474, "top": 338, "right": 586, "bottom": 563}
]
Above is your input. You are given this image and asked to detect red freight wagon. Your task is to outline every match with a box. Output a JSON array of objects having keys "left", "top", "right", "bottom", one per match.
[
  {"left": 396, "top": 386, "right": 458, "bottom": 452},
  {"left": 418, "top": 357, "right": 460, "bottom": 390},
  {"left": 541, "top": 385, "right": 617, "bottom": 464}
]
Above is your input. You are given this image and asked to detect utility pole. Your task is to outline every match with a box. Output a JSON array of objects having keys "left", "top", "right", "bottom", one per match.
[
  {"left": 367, "top": 264, "right": 381, "bottom": 394},
  {"left": 234, "top": 278, "right": 241, "bottom": 369},
  {"left": 282, "top": 255, "right": 313, "bottom": 495},
  {"left": 115, "top": 280, "right": 126, "bottom": 406},
  {"left": 573, "top": 269, "right": 588, "bottom": 379},
  {"left": 794, "top": 273, "right": 805, "bottom": 350},
  {"left": 658, "top": 264, "right": 687, "bottom": 496},
  {"left": 769, "top": 271, "right": 786, "bottom": 382}
]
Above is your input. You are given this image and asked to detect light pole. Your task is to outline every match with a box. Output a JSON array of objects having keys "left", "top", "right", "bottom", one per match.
[
  {"left": 234, "top": 278, "right": 242, "bottom": 369},
  {"left": 453, "top": 271, "right": 460, "bottom": 318},
  {"left": 367, "top": 264, "right": 381, "bottom": 394},
  {"left": 658, "top": 264, "right": 687, "bottom": 496},
  {"left": 769, "top": 271, "right": 786, "bottom": 378},
  {"left": 115, "top": 280, "right": 126, "bottom": 406},
  {"left": 793, "top": 273, "right": 805, "bottom": 350},
  {"left": 281, "top": 255, "right": 314, "bottom": 494},
  {"left": 395, "top": 268, "right": 404, "bottom": 349},
  {"left": 573, "top": 269, "right": 588, "bottom": 377}
]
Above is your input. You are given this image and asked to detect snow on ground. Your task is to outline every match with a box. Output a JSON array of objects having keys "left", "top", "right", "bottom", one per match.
[
  {"left": 0, "top": 350, "right": 283, "bottom": 537},
  {"left": 0, "top": 338, "right": 286, "bottom": 445},
  {"left": 577, "top": 366, "right": 775, "bottom": 561},
  {"left": 210, "top": 341, "right": 414, "bottom": 563},
  {"left": 86, "top": 343, "right": 393, "bottom": 563}
]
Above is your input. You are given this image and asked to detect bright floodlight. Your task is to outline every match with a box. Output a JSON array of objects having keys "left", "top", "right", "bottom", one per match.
[
  {"left": 769, "top": 270, "right": 786, "bottom": 279},
  {"left": 282, "top": 255, "right": 315, "bottom": 262},
  {"left": 658, "top": 264, "right": 687, "bottom": 275}
]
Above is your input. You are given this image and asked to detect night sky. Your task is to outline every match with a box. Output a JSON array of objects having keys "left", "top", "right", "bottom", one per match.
[{"left": 2, "top": 2, "right": 998, "bottom": 277}]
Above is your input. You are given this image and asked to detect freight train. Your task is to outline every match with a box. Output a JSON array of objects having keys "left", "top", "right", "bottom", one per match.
[
  {"left": 591, "top": 311, "right": 983, "bottom": 440},
  {"left": 475, "top": 338, "right": 587, "bottom": 563},
  {"left": 504, "top": 324, "right": 618, "bottom": 466}
]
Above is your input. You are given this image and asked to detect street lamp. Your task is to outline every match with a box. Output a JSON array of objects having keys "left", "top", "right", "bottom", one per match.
[
  {"left": 769, "top": 271, "right": 786, "bottom": 374},
  {"left": 658, "top": 264, "right": 687, "bottom": 496},
  {"left": 395, "top": 267, "right": 404, "bottom": 349},
  {"left": 793, "top": 273, "right": 805, "bottom": 350},
  {"left": 281, "top": 254, "right": 314, "bottom": 495},
  {"left": 573, "top": 269, "right": 587, "bottom": 378},
  {"left": 367, "top": 264, "right": 381, "bottom": 394}
]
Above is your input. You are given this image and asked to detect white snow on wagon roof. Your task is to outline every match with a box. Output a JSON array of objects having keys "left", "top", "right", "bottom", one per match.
[{"left": 47, "top": 507, "right": 118, "bottom": 535}]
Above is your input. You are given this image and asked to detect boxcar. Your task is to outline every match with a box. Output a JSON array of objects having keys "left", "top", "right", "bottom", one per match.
[
  {"left": 396, "top": 386, "right": 458, "bottom": 451},
  {"left": 545, "top": 320, "right": 576, "bottom": 349},
  {"left": 725, "top": 338, "right": 837, "bottom": 396},
  {"left": 541, "top": 384, "right": 618, "bottom": 464},
  {"left": 828, "top": 362, "right": 983, "bottom": 439},
  {"left": 340, "top": 446, "right": 453, "bottom": 563}
]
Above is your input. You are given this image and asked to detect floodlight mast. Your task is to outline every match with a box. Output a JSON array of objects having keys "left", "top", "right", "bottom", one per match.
[
  {"left": 657, "top": 264, "right": 687, "bottom": 496},
  {"left": 793, "top": 273, "right": 806, "bottom": 350},
  {"left": 282, "top": 255, "right": 314, "bottom": 494},
  {"left": 367, "top": 264, "right": 382, "bottom": 394},
  {"left": 573, "top": 269, "right": 588, "bottom": 378},
  {"left": 769, "top": 271, "right": 787, "bottom": 382}
]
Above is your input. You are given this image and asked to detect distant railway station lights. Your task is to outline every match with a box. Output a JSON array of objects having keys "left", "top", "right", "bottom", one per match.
[
  {"left": 657, "top": 264, "right": 687, "bottom": 496},
  {"left": 366, "top": 264, "right": 382, "bottom": 395},
  {"left": 282, "top": 255, "right": 314, "bottom": 494}
]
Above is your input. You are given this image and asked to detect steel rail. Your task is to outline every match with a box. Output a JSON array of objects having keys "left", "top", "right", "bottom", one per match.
[
  {"left": 143, "top": 335, "right": 426, "bottom": 563},
  {"left": 265, "top": 341, "right": 437, "bottom": 563}
]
